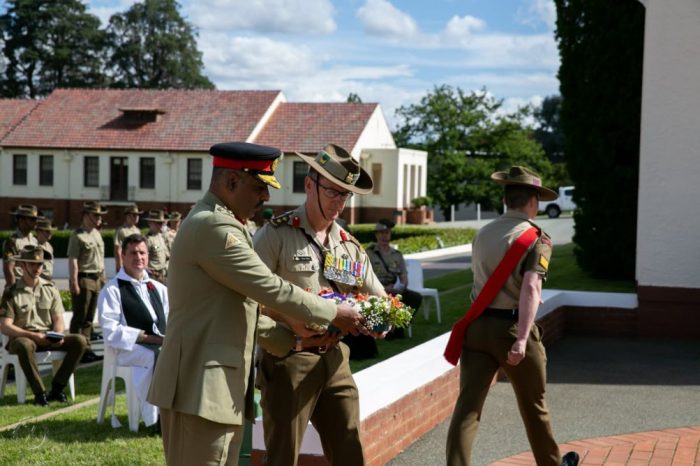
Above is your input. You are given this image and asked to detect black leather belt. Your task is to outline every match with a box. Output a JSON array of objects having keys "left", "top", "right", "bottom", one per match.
[
  {"left": 300, "top": 346, "right": 329, "bottom": 354},
  {"left": 482, "top": 308, "right": 519, "bottom": 320},
  {"left": 77, "top": 272, "right": 101, "bottom": 279}
]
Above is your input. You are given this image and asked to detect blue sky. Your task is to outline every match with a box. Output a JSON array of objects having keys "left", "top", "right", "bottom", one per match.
[{"left": 88, "top": 0, "right": 560, "bottom": 128}]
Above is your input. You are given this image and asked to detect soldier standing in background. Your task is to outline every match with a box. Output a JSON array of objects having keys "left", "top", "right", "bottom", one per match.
[
  {"left": 35, "top": 218, "right": 56, "bottom": 282},
  {"left": 2, "top": 204, "right": 40, "bottom": 288},
  {"left": 67, "top": 201, "right": 107, "bottom": 364},
  {"left": 143, "top": 210, "right": 169, "bottom": 284},
  {"left": 114, "top": 204, "right": 143, "bottom": 273},
  {"left": 165, "top": 211, "right": 181, "bottom": 252}
]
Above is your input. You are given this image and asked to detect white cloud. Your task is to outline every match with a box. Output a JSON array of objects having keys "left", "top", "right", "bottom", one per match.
[
  {"left": 517, "top": 0, "right": 557, "bottom": 30},
  {"left": 442, "top": 15, "right": 487, "bottom": 47},
  {"left": 87, "top": 0, "right": 139, "bottom": 25},
  {"left": 356, "top": 0, "right": 418, "bottom": 39},
  {"left": 187, "top": 0, "right": 336, "bottom": 34}
]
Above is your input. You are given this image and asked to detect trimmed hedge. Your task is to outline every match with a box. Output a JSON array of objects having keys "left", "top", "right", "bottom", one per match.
[{"left": 349, "top": 225, "right": 476, "bottom": 254}]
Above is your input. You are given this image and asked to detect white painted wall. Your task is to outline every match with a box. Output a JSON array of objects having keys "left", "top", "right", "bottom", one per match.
[
  {"left": 0, "top": 148, "right": 211, "bottom": 205},
  {"left": 351, "top": 105, "right": 397, "bottom": 159},
  {"left": 636, "top": 0, "right": 700, "bottom": 288}
]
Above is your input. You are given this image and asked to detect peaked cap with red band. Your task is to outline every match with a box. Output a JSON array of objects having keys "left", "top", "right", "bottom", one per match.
[{"left": 210, "top": 142, "right": 282, "bottom": 189}]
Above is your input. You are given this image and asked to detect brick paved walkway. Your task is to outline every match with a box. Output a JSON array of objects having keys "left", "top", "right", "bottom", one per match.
[{"left": 490, "top": 426, "right": 700, "bottom": 466}]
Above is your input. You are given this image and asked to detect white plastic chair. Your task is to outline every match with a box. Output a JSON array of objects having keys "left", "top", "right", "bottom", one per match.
[
  {"left": 405, "top": 259, "right": 442, "bottom": 323},
  {"left": 0, "top": 334, "right": 76, "bottom": 403},
  {"left": 96, "top": 345, "right": 141, "bottom": 432}
]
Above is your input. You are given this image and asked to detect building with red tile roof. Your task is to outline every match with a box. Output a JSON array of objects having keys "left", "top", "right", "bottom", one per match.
[{"left": 0, "top": 88, "right": 428, "bottom": 229}]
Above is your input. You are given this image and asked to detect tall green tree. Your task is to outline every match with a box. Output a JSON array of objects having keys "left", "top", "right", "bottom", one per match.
[
  {"left": 394, "top": 85, "right": 552, "bottom": 217},
  {"left": 0, "top": 0, "right": 106, "bottom": 98},
  {"left": 555, "top": 0, "right": 645, "bottom": 279},
  {"left": 533, "top": 95, "right": 571, "bottom": 187},
  {"left": 106, "top": 0, "right": 214, "bottom": 89}
]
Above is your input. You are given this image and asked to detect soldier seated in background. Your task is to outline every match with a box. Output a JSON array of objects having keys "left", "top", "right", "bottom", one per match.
[
  {"left": 365, "top": 219, "right": 422, "bottom": 338},
  {"left": 0, "top": 245, "right": 88, "bottom": 406}
]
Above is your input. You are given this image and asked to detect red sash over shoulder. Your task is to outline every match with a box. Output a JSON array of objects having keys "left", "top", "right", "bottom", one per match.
[{"left": 443, "top": 226, "right": 539, "bottom": 365}]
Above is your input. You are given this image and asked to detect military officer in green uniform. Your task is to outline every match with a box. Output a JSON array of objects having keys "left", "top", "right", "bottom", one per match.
[
  {"left": 114, "top": 204, "right": 143, "bottom": 273},
  {"left": 143, "top": 209, "right": 169, "bottom": 284},
  {"left": 253, "top": 143, "right": 386, "bottom": 466},
  {"left": 67, "top": 201, "right": 107, "bottom": 363},
  {"left": 165, "top": 211, "right": 181, "bottom": 252},
  {"left": 36, "top": 218, "right": 56, "bottom": 282},
  {"left": 445, "top": 166, "right": 579, "bottom": 466},
  {"left": 0, "top": 245, "right": 88, "bottom": 406},
  {"left": 2, "top": 204, "right": 40, "bottom": 288},
  {"left": 147, "top": 142, "right": 364, "bottom": 466},
  {"left": 365, "top": 218, "right": 422, "bottom": 338}
]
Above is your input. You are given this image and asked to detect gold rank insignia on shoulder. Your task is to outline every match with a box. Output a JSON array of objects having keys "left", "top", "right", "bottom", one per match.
[
  {"left": 225, "top": 232, "right": 240, "bottom": 249},
  {"left": 539, "top": 254, "right": 550, "bottom": 271},
  {"left": 270, "top": 210, "right": 294, "bottom": 227},
  {"left": 214, "top": 204, "right": 234, "bottom": 218}
]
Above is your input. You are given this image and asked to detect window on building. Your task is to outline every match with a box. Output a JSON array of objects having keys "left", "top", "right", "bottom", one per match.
[
  {"left": 140, "top": 157, "right": 155, "bottom": 189},
  {"left": 293, "top": 162, "right": 308, "bottom": 193},
  {"left": 13, "top": 154, "right": 27, "bottom": 185},
  {"left": 187, "top": 158, "right": 202, "bottom": 190},
  {"left": 84, "top": 156, "right": 99, "bottom": 187},
  {"left": 371, "top": 163, "right": 382, "bottom": 194},
  {"left": 39, "top": 155, "right": 54, "bottom": 186}
]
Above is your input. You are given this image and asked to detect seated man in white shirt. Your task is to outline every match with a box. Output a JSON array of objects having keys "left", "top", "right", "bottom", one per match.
[{"left": 97, "top": 234, "right": 168, "bottom": 427}]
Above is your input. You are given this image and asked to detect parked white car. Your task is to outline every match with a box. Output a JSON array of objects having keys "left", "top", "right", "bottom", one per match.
[{"left": 539, "top": 186, "right": 576, "bottom": 218}]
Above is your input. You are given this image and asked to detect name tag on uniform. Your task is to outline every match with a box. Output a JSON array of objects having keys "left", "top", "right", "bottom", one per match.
[{"left": 293, "top": 255, "right": 313, "bottom": 262}]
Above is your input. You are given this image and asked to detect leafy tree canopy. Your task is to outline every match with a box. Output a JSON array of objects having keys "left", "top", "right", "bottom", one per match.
[
  {"left": 393, "top": 85, "right": 553, "bottom": 217},
  {"left": 106, "top": 0, "right": 214, "bottom": 89},
  {"left": 555, "top": 0, "right": 644, "bottom": 279},
  {"left": 0, "top": 0, "right": 106, "bottom": 98},
  {"left": 533, "top": 95, "right": 571, "bottom": 187},
  {"left": 347, "top": 92, "right": 362, "bottom": 103}
]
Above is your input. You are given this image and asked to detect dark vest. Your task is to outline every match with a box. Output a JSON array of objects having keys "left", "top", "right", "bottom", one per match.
[{"left": 117, "top": 279, "right": 166, "bottom": 337}]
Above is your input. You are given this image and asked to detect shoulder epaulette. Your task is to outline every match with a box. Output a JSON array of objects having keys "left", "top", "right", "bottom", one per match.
[
  {"left": 339, "top": 229, "right": 363, "bottom": 250},
  {"left": 270, "top": 210, "right": 296, "bottom": 228},
  {"left": 214, "top": 203, "right": 235, "bottom": 218}
]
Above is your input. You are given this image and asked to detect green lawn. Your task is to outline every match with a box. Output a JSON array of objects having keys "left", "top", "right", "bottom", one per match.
[{"left": 0, "top": 242, "right": 635, "bottom": 463}]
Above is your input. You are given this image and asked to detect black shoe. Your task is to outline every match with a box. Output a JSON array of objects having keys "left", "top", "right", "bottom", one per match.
[
  {"left": 33, "top": 392, "right": 49, "bottom": 407},
  {"left": 80, "top": 351, "right": 103, "bottom": 363},
  {"left": 47, "top": 388, "right": 68, "bottom": 403},
  {"left": 90, "top": 333, "right": 103, "bottom": 341},
  {"left": 561, "top": 451, "right": 580, "bottom": 466}
]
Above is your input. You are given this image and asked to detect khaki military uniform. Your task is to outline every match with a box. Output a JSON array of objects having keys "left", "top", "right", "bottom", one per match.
[
  {"left": 145, "top": 232, "right": 168, "bottom": 284},
  {"left": 0, "top": 277, "right": 87, "bottom": 396},
  {"left": 39, "top": 241, "right": 54, "bottom": 281},
  {"left": 253, "top": 205, "right": 384, "bottom": 466},
  {"left": 67, "top": 227, "right": 105, "bottom": 346},
  {"left": 365, "top": 244, "right": 406, "bottom": 287},
  {"left": 164, "top": 228, "right": 177, "bottom": 252},
  {"left": 446, "top": 210, "right": 559, "bottom": 466},
  {"left": 147, "top": 192, "right": 338, "bottom": 466},
  {"left": 114, "top": 225, "right": 141, "bottom": 250},
  {"left": 2, "top": 230, "right": 37, "bottom": 283}
]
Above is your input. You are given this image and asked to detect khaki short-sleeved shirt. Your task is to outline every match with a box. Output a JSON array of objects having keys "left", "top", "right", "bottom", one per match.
[
  {"left": 67, "top": 227, "right": 105, "bottom": 273},
  {"left": 0, "top": 277, "right": 64, "bottom": 332},
  {"left": 470, "top": 210, "right": 552, "bottom": 309},
  {"left": 3, "top": 230, "right": 38, "bottom": 278},
  {"left": 114, "top": 225, "right": 141, "bottom": 247},
  {"left": 366, "top": 244, "right": 406, "bottom": 287},
  {"left": 146, "top": 232, "right": 168, "bottom": 271},
  {"left": 254, "top": 204, "right": 385, "bottom": 298},
  {"left": 39, "top": 241, "right": 54, "bottom": 280},
  {"left": 165, "top": 229, "right": 177, "bottom": 251}
]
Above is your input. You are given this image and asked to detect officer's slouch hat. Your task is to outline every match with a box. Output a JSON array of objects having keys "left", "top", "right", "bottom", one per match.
[
  {"left": 374, "top": 218, "right": 395, "bottom": 232},
  {"left": 14, "top": 245, "right": 51, "bottom": 263},
  {"left": 490, "top": 166, "right": 558, "bottom": 201},
  {"left": 295, "top": 144, "right": 373, "bottom": 194},
  {"left": 209, "top": 142, "right": 282, "bottom": 189}
]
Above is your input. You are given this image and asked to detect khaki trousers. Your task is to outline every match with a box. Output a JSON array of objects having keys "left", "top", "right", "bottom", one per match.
[
  {"left": 70, "top": 276, "right": 102, "bottom": 348},
  {"left": 160, "top": 408, "right": 243, "bottom": 466},
  {"left": 446, "top": 317, "right": 561, "bottom": 466},
  {"left": 257, "top": 343, "right": 364, "bottom": 466},
  {"left": 8, "top": 334, "right": 87, "bottom": 395}
]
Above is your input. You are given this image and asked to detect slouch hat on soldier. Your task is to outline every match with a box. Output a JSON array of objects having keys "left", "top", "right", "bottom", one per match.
[
  {"left": 14, "top": 245, "right": 51, "bottom": 263},
  {"left": 295, "top": 143, "right": 373, "bottom": 194},
  {"left": 209, "top": 142, "right": 282, "bottom": 189},
  {"left": 490, "top": 166, "right": 558, "bottom": 201}
]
